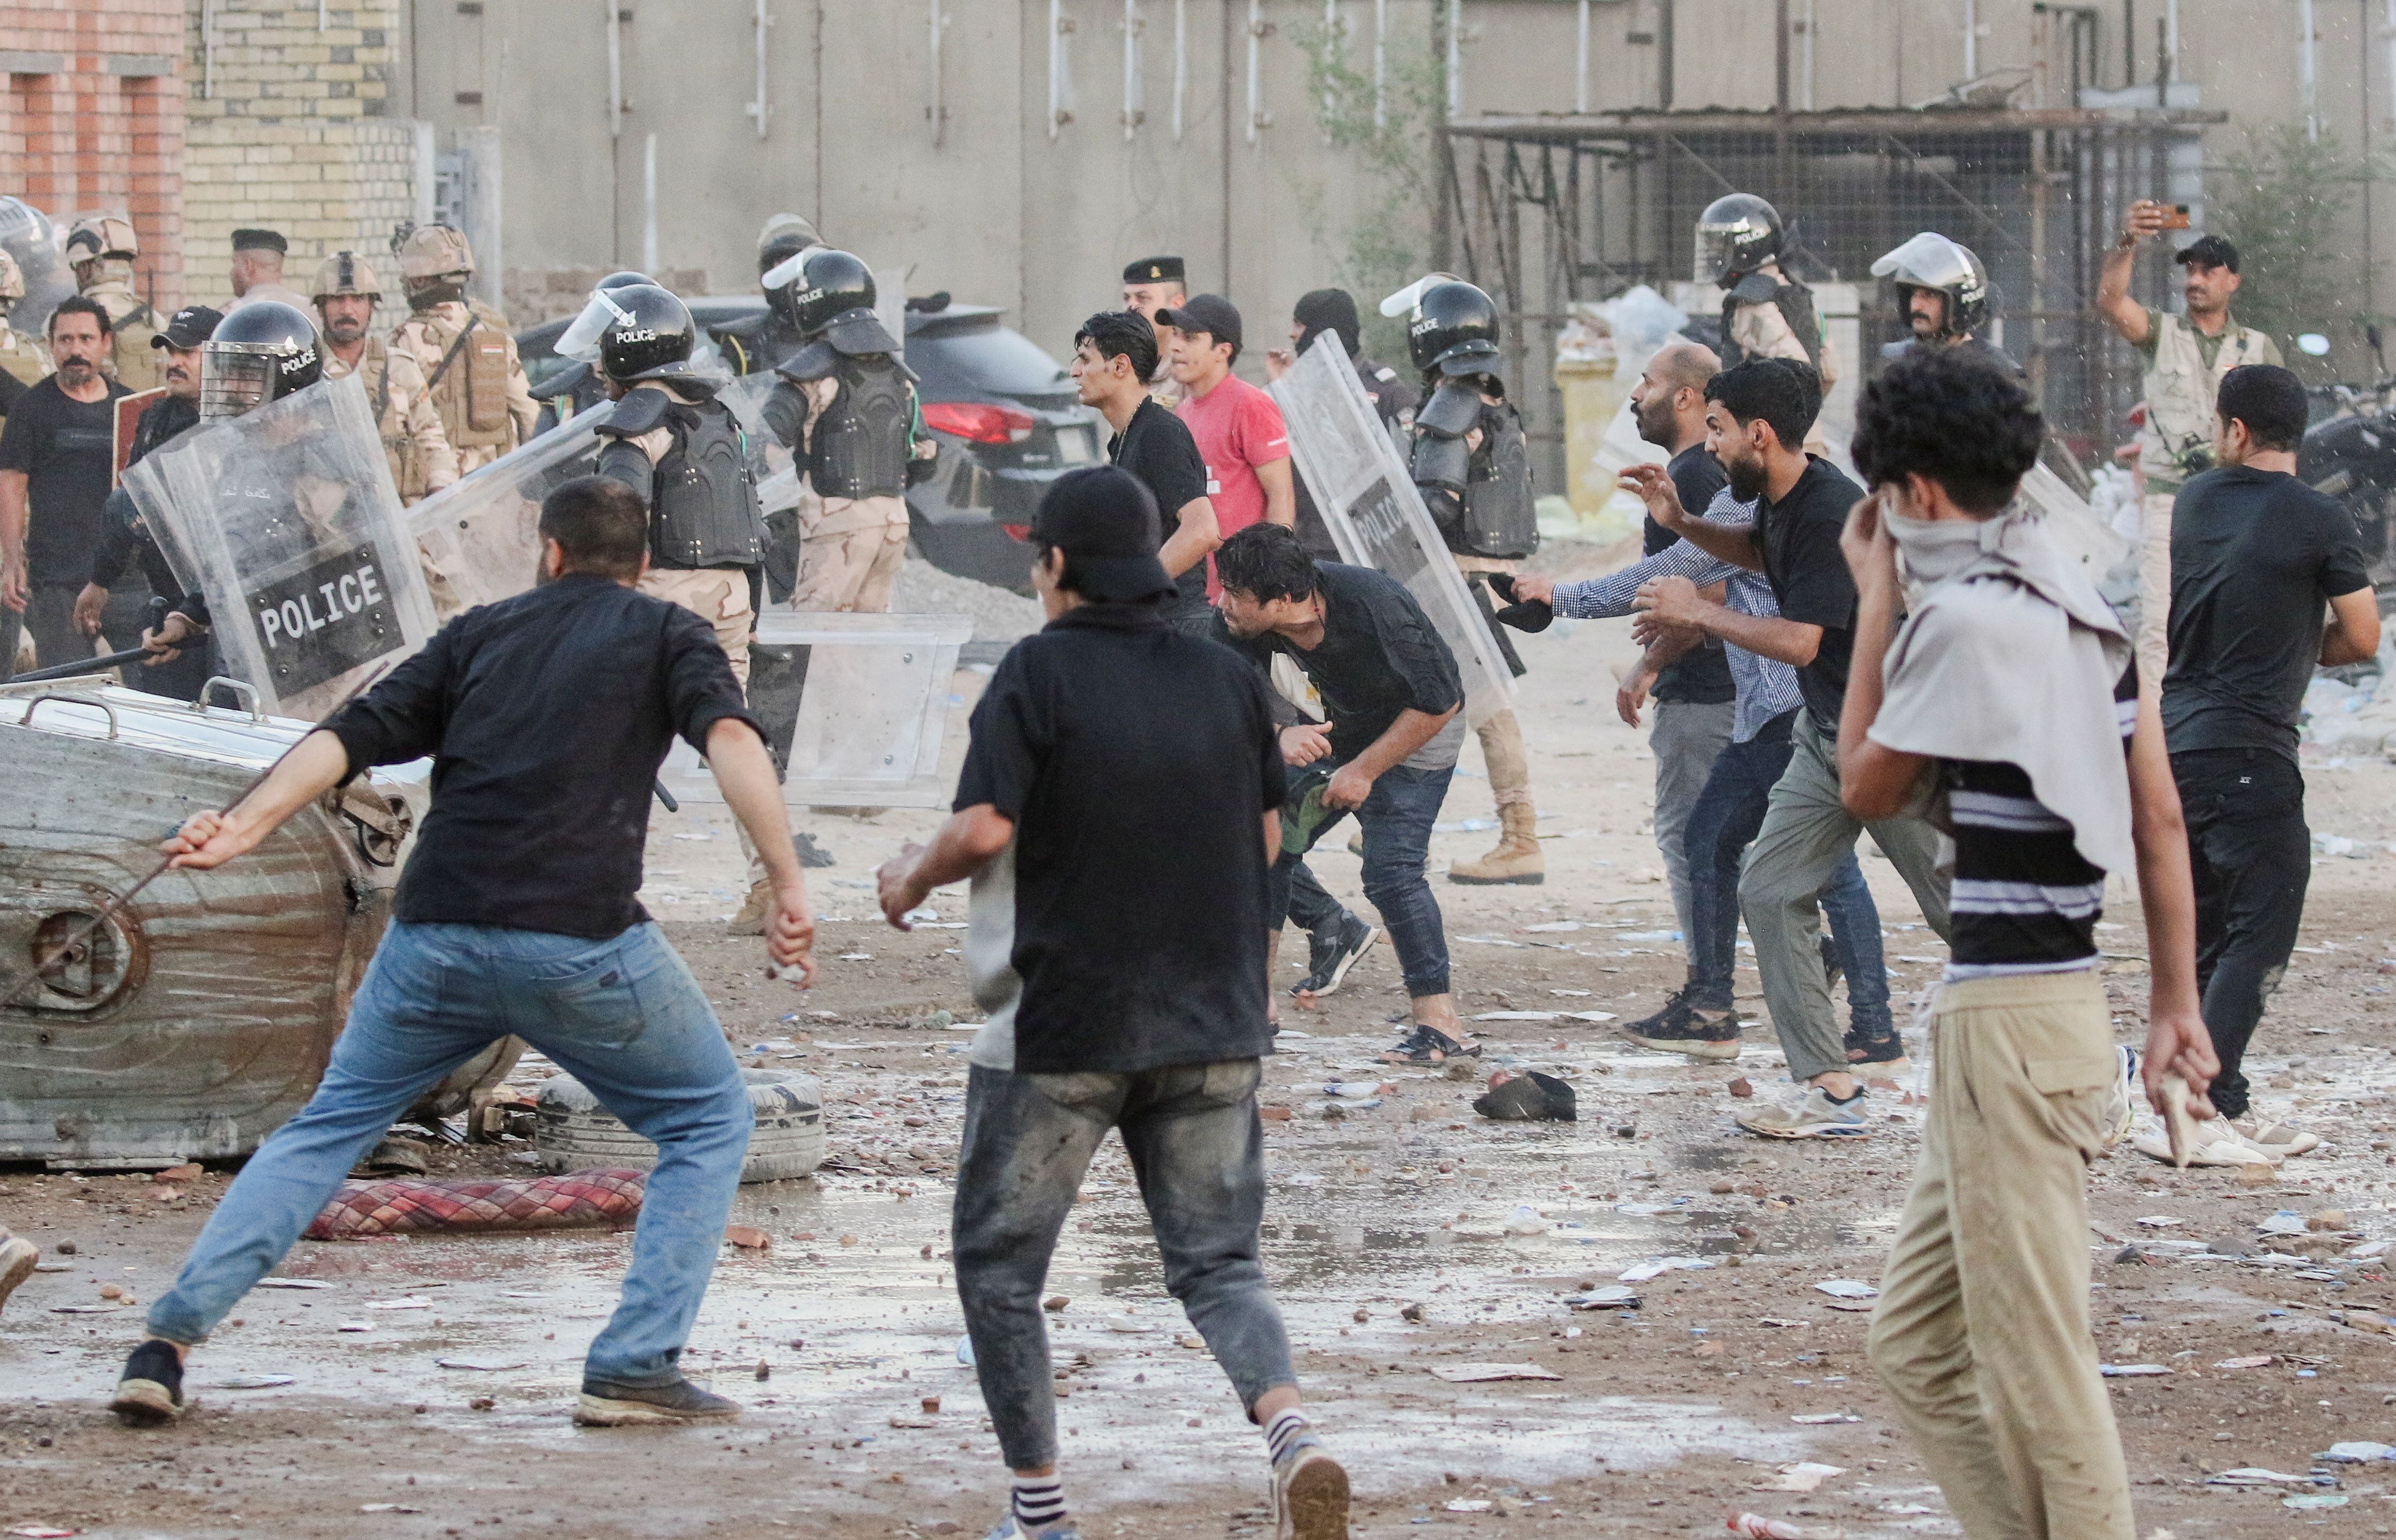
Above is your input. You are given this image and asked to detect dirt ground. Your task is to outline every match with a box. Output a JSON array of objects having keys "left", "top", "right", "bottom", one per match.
[{"left": 11, "top": 540, "right": 2396, "bottom": 1539}]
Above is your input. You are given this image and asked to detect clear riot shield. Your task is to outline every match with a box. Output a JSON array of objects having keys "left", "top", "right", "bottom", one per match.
[
  {"left": 717, "top": 372, "right": 803, "bottom": 514},
  {"left": 0, "top": 198, "right": 71, "bottom": 339},
  {"left": 406, "top": 410, "right": 610, "bottom": 619},
  {"left": 656, "top": 610, "right": 972, "bottom": 809},
  {"left": 1270, "top": 339, "right": 1515, "bottom": 725},
  {"left": 122, "top": 372, "right": 437, "bottom": 719}
]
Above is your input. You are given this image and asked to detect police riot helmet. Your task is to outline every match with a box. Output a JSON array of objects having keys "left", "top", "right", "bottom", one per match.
[
  {"left": 1695, "top": 193, "right": 1785, "bottom": 286},
  {"left": 200, "top": 301, "right": 323, "bottom": 422},
  {"left": 1869, "top": 231, "right": 1989, "bottom": 341},
  {"left": 594, "top": 283, "right": 697, "bottom": 384},
  {"left": 1402, "top": 279, "right": 1503, "bottom": 379},
  {"left": 555, "top": 272, "right": 657, "bottom": 363},
  {"left": 764, "top": 247, "right": 874, "bottom": 336},
  {"left": 758, "top": 213, "right": 822, "bottom": 277}
]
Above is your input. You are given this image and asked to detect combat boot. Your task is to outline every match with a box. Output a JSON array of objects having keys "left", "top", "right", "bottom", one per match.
[{"left": 1448, "top": 802, "right": 1543, "bottom": 885}]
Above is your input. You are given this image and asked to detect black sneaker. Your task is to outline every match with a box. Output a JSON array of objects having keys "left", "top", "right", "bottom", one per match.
[
  {"left": 574, "top": 1375, "right": 741, "bottom": 1426},
  {"left": 1844, "top": 1025, "right": 1911, "bottom": 1075},
  {"left": 111, "top": 1339, "right": 190, "bottom": 1426},
  {"left": 1293, "top": 913, "right": 1379, "bottom": 998},
  {"left": 1619, "top": 988, "right": 1741, "bottom": 1062}
]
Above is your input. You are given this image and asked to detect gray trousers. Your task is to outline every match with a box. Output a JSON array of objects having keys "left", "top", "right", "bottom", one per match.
[
  {"left": 1651, "top": 698, "right": 1736, "bottom": 968},
  {"left": 1739, "top": 718, "right": 1951, "bottom": 1083},
  {"left": 953, "top": 1059, "right": 1296, "bottom": 1471}
]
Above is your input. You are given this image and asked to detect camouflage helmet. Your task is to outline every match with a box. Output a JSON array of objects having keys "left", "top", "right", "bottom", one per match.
[
  {"left": 63, "top": 215, "right": 139, "bottom": 266},
  {"left": 396, "top": 223, "right": 474, "bottom": 283},
  {"left": 311, "top": 249, "right": 385, "bottom": 302},
  {"left": 0, "top": 249, "right": 23, "bottom": 304}
]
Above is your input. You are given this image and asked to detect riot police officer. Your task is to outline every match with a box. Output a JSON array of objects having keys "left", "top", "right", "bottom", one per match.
[
  {"left": 0, "top": 249, "right": 53, "bottom": 421},
  {"left": 1869, "top": 231, "right": 2016, "bottom": 373},
  {"left": 1696, "top": 193, "right": 1840, "bottom": 386},
  {"left": 134, "top": 301, "right": 327, "bottom": 670},
  {"left": 716, "top": 213, "right": 826, "bottom": 375},
  {"left": 312, "top": 250, "right": 459, "bottom": 502},
  {"left": 759, "top": 247, "right": 935, "bottom": 614},
  {"left": 388, "top": 224, "right": 536, "bottom": 472},
  {"left": 63, "top": 215, "right": 160, "bottom": 392},
  {"left": 1400, "top": 277, "right": 1546, "bottom": 885},
  {"left": 585, "top": 281, "right": 768, "bottom": 680},
  {"left": 533, "top": 269, "right": 656, "bottom": 434}
]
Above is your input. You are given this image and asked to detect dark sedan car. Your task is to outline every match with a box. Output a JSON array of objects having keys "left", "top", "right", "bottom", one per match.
[{"left": 516, "top": 296, "right": 1100, "bottom": 594}]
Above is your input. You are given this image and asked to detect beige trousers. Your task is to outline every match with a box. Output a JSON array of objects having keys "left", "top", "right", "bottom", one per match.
[
  {"left": 1866, "top": 970, "right": 2133, "bottom": 1540},
  {"left": 2135, "top": 489, "right": 2175, "bottom": 690},
  {"left": 1476, "top": 708, "right": 1534, "bottom": 812},
  {"left": 796, "top": 522, "right": 909, "bottom": 613},
  {"left": 637, "top": 567, "right": 753, "bottom": 686}
]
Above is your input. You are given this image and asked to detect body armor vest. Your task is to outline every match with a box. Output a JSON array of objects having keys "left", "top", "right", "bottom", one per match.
[
  {"left": 1456, "top": 400, "right": 1537, "bottom": 560},
  {"left": 653, "top": 397, "right": 767, "bottom": 569},
  {"left": 810, "top": 354, "right": 911, "bottom": 500},
  {"left": 422, "top": 303, "right": 514, "bottom": 449}
]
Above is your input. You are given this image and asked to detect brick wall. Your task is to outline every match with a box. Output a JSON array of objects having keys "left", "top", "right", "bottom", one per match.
[
  {"left": 180, "top": 0, "right": 413, "bottom": 310},
  {"left": 0, "top": 0, "right": 188, "bottom": 313}
]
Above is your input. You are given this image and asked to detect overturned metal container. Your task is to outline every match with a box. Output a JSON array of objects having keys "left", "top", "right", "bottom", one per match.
[{"left": 0, "top": 678, "right": 510, "bottom": 1169}]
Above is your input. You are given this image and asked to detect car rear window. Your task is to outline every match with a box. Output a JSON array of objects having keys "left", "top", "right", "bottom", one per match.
[{"left": 911, "top": 322, "right": 1068, "bottom": 396}]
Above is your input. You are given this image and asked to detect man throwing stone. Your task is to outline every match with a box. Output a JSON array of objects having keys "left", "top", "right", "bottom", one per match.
[{"left": 110, "top": 476, "right": 817, "bottom": 1431}]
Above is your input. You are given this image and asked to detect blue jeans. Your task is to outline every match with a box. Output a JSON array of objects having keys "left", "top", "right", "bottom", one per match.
[
  {"left": 145, "top": 920, "right": 753, "bottom": 1388},
  {"left": 954, "top": 1060, "right": 1295, "bottom": 1471},
  {"left": 1267, "top": 761, "right": 1454, "bottom": 997},
  {"left": 1684, "top": 712, "right": 1890, "bottom": 1037}
]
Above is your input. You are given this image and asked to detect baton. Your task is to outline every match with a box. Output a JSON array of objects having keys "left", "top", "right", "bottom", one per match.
[
  {"left": 5, "top": 597, "right": 173, "bottom": 684},
  {"left": 0, "top": 660, "right": 392, "bottom": 1012}
]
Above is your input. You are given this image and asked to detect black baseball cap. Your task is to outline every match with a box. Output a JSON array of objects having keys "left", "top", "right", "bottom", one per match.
[
  {"left": 2175, "top": 234, "right": 2240, "bottom": 273},
  {"left": 151, "top": 304, "right": 223, "bottom": 350},
  {"left": 1122, "top": 255, "right": 1185, "bottom": 284},
  {"left": 1031, "top": 465, "right": 1173, "bottom": 603},
  {"left": 1155, "top": 293, "right": 1241, "bottom": 351}
]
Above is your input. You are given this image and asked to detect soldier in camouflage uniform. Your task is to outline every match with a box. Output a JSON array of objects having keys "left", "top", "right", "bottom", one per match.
[
  {"left": 0, "top": 250, "right": 53, "bottom": 425},
  {"left": 311, "top": 251, "right": 458, "bottom": 504},
  {"left": 63, "top": 215, "right": 161, "bottom": 393},
  {"left": 387, "top": 224, "right": 536, "bottom": 475}
]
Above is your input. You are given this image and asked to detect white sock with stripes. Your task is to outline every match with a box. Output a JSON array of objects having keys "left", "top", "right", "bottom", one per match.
[
  {"left": 1012, "top": 1473, "right": 1067, "bottom": 1535},
  {"left": 1262, "top": 1407, "right": 1314, "bottom": 1466}
]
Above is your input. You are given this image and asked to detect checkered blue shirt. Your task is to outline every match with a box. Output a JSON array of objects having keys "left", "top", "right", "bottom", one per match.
[{"left": 1551, "top": 488, "right": 1805, "bottom": 743}]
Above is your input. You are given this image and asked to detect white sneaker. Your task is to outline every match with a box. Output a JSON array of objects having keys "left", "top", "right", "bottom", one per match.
[
  {"left": 2101, "top": 1045, "right": 2140, "bottom": 1153},
  {"left": 2132, "top": 1114, "right": 2273, "bottom": 1167},
  {"left": 0, "top": 1231, "right": 37, "bottom": 1316},
  {"left": 1734, "top": 1085, "right": 1870, "bottom": 1139},
  {"left": 2230, "top": 1115, "right": 2322, "bottom": 1158}
]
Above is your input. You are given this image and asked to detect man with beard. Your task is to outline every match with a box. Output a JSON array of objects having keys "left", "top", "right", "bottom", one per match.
[
  {"left": 314, "top": 250, "right": 458, "bottom": 504},
  {"left": 0, "top": 296, "right": 128, "bottom": 678},
  {"left": 1626, "top": 358, "right": 1952, "bottom": 1137},
  {"left": 74, "top": 304, "right": 222, "bottom": 700}
]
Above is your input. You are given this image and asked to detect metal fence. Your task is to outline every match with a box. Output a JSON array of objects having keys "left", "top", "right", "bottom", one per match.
[{"left": 1444, "top": 105, "right": 2222, "bottom": 485}]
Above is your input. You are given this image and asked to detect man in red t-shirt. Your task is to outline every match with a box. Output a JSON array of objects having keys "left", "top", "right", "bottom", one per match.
[{"left": 1160, "top": 295, "right": 1293, "bottom": 597}]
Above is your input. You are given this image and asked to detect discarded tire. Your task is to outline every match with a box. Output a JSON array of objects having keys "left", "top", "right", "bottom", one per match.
[{"left": 534, "top": 1068, "right": 824, "bottom": 1184}]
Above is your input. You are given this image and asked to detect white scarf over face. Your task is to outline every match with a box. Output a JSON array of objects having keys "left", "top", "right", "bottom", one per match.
[{"left": 1868, "top": 499, "right": 2137, "bottom": 876}]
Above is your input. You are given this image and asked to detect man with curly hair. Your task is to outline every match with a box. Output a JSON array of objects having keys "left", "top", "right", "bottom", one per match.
[{"left": 1838, "top": 346, "right": 2216, "bottom": 1538}]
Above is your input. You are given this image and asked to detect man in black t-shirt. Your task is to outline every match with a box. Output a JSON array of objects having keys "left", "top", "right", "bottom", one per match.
[
  {"left": 0, "top": 296, "right": 128, "bottom": 679},
  {"left": 875, "top": 467, "right": 1348, "bottom": 1540},
  {"left": 1627, "top": 358, "right": 1952, "bottom": 1131},
  {"left": 1070, "top": 310, "right": 1219, "bottom": 634},
  {"left": 2163, "top": 364, "right": 2378, "bottom": 1157}
]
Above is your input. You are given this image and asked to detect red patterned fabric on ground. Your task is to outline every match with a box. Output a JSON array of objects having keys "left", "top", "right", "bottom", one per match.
[{"left": 305, "top": 1169, "right": 647, "bottom": 1239}]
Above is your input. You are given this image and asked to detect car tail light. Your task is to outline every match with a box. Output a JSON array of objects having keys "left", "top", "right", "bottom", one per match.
[
  {"left": 1000, "top": 523, "right": 1031, "bottom": 542},
  {"left": 922, "top": 401, "right": 1037, "bottom": 445}
]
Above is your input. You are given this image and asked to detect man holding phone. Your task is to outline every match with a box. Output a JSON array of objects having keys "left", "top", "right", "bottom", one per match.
[{"left": 2096, "top": 207, "right": 2280, "bottom": 685}]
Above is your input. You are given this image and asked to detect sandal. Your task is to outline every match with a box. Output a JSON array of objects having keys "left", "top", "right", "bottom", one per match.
[{"left": 1380, "top": 1024, "right": 1481, "bottom": 1065}]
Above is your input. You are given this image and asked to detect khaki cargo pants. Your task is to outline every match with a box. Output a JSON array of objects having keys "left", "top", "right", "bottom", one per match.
[
  {"left": 1866, "top": 969, "right": 2134, "bottom": 1540},
  {"left": 637, "top": 567, "right": 754, "bottom": 686},
  {"left": 796, "top": 522, "right": 909, "bottom": 614}
]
